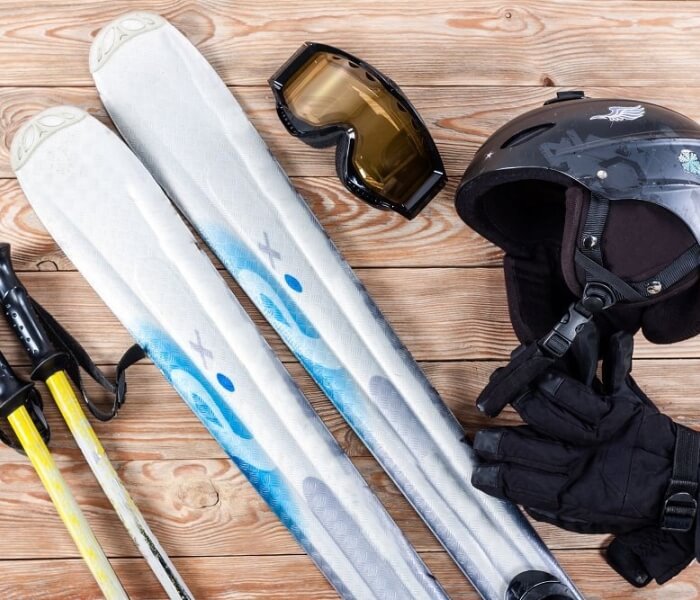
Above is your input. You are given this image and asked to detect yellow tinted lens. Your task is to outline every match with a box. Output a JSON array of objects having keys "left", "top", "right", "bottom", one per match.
[{"left": 283, "top": 51, "right": 434, "bottom": 205}]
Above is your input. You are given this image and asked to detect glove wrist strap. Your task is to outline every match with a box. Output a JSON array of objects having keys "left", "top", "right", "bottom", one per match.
[{"left": 661, "top": 425, "right": 700, "bottom": 532}]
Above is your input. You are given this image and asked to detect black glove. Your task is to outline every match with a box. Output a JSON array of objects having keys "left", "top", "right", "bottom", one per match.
[
  {"left": 607, "top": 526, "right": 696, "bottom": 587},
  {"left": 475, "top": 341, "right": 556, "bottom": 417},
  {"left": 476, "top": 298, "right": 604, "bottom": 418},
  {"left": 472, "top": 330, "right": 700, "bottom": 538}
]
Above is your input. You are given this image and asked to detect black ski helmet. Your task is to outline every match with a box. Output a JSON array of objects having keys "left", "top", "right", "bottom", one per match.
[{"left": 456, "top": 91, "right": 700, "bottom": 347}]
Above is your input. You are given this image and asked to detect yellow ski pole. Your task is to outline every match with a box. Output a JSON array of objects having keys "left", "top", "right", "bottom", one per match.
[
  {"left": 0, "top": 353, "right": 127, "bottom": 599},
  {"left": 0, "top": 243, "right": 192, "bottom": 599}
]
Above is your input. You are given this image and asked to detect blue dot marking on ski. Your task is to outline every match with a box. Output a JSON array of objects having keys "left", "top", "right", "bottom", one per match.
[
  {"left": 137, "top": 324, "right": 305, "bottom": 544},
  {"left": 217, "top": 373, "right": 235, "bottom": 392},
  {"left": 284, "top": 274, "right": 302, "bottom": 293}
]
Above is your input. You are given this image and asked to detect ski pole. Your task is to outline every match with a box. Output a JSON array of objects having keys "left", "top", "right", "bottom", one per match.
[
  {"left": 0, "top": 352, "right": 127, "bottom": 599},
  {"left": 0, "top": 244, "right": 193, "bottom": 600}
]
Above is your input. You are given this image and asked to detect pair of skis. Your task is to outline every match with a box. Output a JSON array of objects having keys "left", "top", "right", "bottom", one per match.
[{"left": 12, "top": 11, "right": 584, "bottom": 599}]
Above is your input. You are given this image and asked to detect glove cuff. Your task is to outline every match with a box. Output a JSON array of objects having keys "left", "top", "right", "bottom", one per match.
[{"left": 607, "top": 528, "right": 695, "bottom": 587}]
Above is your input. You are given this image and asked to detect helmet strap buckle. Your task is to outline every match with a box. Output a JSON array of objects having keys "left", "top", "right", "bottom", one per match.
[{"left": 538, "top": 282, "right": 616, "bottom": 358}]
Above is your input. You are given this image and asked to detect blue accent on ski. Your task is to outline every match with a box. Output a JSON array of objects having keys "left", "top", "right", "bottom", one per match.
[
  {"left": 285, "top": 273, "right": 302, "bottom": 292},
  {"left": 135, "top": 325, "right": 309, "bottom": 543},
  {"left": 215, "top": 232, "right": 320, "bottom": 341},
  {"left": 217, "top": 372, "right": 235, "bottom": 392},
  {"left": 260, "top": 293, "right": 290, "bottom": 328},
  {"left": 198, "top": 230, "right": 441, "bottom": 556},
  {"left": 141, "top": 328, "right": 253, "bottom": 443},
  {"left": 204, "top": 228, "right": 373, "bottom": 434}
]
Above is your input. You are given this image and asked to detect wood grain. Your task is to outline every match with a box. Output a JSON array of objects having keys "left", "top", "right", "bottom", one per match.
[
  {"left": 0, "top": 357, "right": 695, "bottom": 565},
  {"left": 0, "top": 551, "right": 696, "bottom": 599},
  {"left": 0, "top": 1, "right": 698, "bottom": 88},
  {"left": 0, "top": 177, "right": 489, "bottom": 270},
  {"left": 0, "top": 454, "right": 606, "bottom": 560},
  {"left": 0, "top": 268, "right": 694, "bottom": 366},
  {"left": 1, "top": 358, "right": 697, "bottom": 464},
  {"left": 1, "top": 1, "right": 699, "bottom": 596},
  {"left": 5, "top": 85, "right": 700, "bottom": 271},
  {"left": 5, "top": 85, "right": 700, "bottom": 180}
]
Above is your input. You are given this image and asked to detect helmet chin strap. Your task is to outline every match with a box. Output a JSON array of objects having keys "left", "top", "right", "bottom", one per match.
[
  {"left": 540, "top": 240, "right": 700, "bottom": 360},
  {"left": 574, "top": 251, "right": 644, "bottom": 302},
  {"left": 475, "top": 277, "right": 617, "bottom": 416},
  {"left": 538, "top": 245, "right": 642, "bottom": 360},
  {"left": 476, "top": 258, "right": 634, "bottom": 415},
  {"left": 536, "top": 192, "right": 623, "bottom": 358},
  {"left": 539, "top": 278, "right": 617, "bottom": 358}
]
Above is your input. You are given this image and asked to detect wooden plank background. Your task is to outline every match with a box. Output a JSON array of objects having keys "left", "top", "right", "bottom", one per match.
[{"left": 0, "top": 1, "right": 699, "bottom": 598}]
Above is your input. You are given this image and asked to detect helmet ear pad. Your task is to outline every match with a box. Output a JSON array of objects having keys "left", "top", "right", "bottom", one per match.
[
  {"left": 598, "top": 197, "right": 700, "bottom": 344},
  {"left": 503, "top": 245, "right": 672, "bottom": 344},
  {"left": 475, "top": 180, "right": 700, "bottom": 345},
  {"left": 603, "top": 201, "right": 696, "bottom": 281},
  {"left": 563, "top": 191, "right": 700, "bottom": 344},
  {"left": 503, "top": 247, "right": 574, "bottom": 344},
  {"left": 468, "top": 178, "right": 576, "bottom": 342},
  {"left": 636, "top": 276, "right": 700, "bottom": 343}
]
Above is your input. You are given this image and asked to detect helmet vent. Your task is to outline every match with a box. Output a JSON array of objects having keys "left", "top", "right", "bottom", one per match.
[{"left": 501, "top": 123, "right": 555, "bottom": 149}]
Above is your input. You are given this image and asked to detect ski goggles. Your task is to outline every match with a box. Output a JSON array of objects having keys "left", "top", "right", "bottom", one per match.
[{"left": 269, "top": 43, "right": 447, "bottom": 219}]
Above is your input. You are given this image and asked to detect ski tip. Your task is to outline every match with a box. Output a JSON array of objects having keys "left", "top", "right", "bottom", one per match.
[
  {"left": 10, "top": 106, "right": 87, "bottom": 172},
  {"left": 90, "top": 12, "right": 165, "bottom": 74}
]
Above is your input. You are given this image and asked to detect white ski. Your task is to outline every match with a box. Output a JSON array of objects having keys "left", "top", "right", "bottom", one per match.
[
  {"left": 11, "top": 106, "right": 449, "bottom": 600},
  {"left": 88, "top": 12, "right": 583, "bottom": 600}
]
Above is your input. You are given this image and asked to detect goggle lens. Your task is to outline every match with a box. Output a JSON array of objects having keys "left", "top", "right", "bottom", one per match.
[{"left": 283, "top": 51, "right": 437, "bottom": 206}]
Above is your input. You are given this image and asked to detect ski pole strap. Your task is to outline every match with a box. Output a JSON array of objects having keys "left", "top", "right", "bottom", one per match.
[
  {"left": 661, "top": 426, "right": 700, "bottom": 532},
  {"left": 31, "top": 300, "right": 146, "bottom": 421}
]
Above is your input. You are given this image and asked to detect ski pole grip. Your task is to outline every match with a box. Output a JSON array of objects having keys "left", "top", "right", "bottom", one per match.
[
  {"left": 0, "top": 243, "right": 67, "bottom": 382},
  {"left": 0, "top": 349, "right": 34, "bottom": 418}
]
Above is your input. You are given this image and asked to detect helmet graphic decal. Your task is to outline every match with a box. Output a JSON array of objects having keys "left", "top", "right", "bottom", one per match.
[
  {"left": 590, "top": 105, "right": 646, "bottom": 122},
  {"left": 679, "top": 149, "right": 700, "bottom": 175}
]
